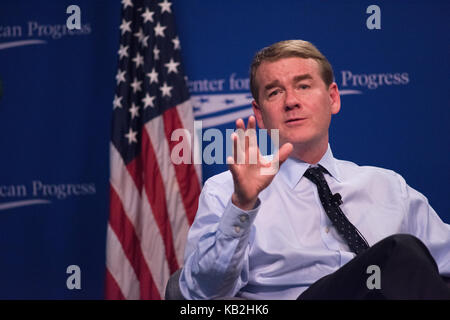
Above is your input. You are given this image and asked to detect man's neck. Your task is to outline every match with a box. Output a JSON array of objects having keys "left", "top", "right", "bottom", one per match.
[{"left": 288, "top": 139, "right": 329, "bottom": 164}]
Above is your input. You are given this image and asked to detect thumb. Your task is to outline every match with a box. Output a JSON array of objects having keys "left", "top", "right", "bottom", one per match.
[
  {"left": 276, "top": 142, "right": 293, "bottom": 165},
  {"left": 260, "top": 143, "right": 293, "bottom": 176}
]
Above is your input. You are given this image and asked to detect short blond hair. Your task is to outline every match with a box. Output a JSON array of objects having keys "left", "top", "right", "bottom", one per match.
[{"left": 250, "top": 40, "right": 334, "bottom": 103}]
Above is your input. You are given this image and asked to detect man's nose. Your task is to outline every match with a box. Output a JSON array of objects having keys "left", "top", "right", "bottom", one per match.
[{"left": 284, "top": 88, "right": 301, "bottom": 110}]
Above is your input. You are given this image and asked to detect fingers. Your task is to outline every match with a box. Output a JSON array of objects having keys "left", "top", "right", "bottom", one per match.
[
  {"left": 247, "top": 115, "right": 256, "bottom": 130},
  {"left": 235, "top": 118, "right": 245, "bottom": 130},
  {"left": 246, "top": 116, "right": 257, "bottom": 145},
  {"left": 231, "top": 117, "right": 259, "bottom": 165},
  {"left": 229, "top": 117, "right": 292, "bottom": 179},
  {"left": 234, "top": 118, "right": 245, "bottom": 162},
  {"left": 228, "top": 132, "right": 240, "bottom": 165},
  {"left": 260, "top": 142, "right": 293, "bottom": 176},
  {"left": 235, "top": 116, "right": 256, "bottom": 130}
]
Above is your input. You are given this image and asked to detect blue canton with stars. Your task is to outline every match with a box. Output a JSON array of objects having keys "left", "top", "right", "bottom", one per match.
[{"left": 111, "top": 0, "right": 190, "bottom": 165}]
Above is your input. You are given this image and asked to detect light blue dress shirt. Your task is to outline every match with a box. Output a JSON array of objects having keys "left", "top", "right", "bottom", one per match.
[{"left": 180, "top": 145, "right": 450, "bottom": 300}]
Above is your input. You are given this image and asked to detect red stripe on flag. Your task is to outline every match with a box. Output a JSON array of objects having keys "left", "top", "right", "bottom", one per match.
[
  {"left": 104, "top": 267, "right": 126, "bottom": 300},
  {"left": 139, "top": 129, "right": 180, "bottom": 273},
  {"left": 163, "top": 107, "right": 201, "bottom": 225},
  {"left": 109, "top": 185, "right": 161, "bottom": 299}
]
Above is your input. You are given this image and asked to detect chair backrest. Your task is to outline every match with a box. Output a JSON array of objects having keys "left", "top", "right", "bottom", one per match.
[
  {"left": 443, "top": 276, "right": 450, "bottom": 288},
  {"left": 165, "top": 269, "right": 185, "bottom": 300}
]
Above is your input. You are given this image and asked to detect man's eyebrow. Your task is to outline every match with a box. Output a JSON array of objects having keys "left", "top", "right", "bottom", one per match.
[
  {"left": 263, "top": 74, "right": 314, "bottom": 92},
  {"left": 293, "top": 74, "right": 313, "bottom": 82},
  {"left": 263, "top": 80, "right": 281, "bottom": 92}
]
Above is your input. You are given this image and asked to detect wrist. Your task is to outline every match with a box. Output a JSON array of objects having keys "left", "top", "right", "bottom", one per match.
[{"left": 231, "top": 192, "right": 257, "bottom": 211}]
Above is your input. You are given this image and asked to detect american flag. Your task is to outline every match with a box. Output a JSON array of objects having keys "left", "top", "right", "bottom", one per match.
[{"left": 105, "top": 0, "right": 201, "bottom": 299}]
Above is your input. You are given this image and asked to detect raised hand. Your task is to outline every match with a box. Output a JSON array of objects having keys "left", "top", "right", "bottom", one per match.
[{"left": 227, "top": 116, "right": 293, "bottom": 210}]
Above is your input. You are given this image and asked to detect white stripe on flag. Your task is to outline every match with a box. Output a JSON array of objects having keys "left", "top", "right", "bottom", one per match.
[
  {"left": 176, "top": 99, "right": 202, "bottom": 186},
  {"left": 144, "top": 114, "right": 190, "bottom": 266},
  {"left": 106, "top": 223, "right": 140, "bottom": 299},
  {"left": 110, "top": 143, "right": 170, "bottom": 296}
]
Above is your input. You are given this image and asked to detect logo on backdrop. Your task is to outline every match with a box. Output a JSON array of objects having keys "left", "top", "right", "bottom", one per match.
[
  {"left": 0, "top": 17, "right": 91, "bottom": 51},
  {"left": 0, "top": 181, "right": 96, "bottom": 211},
  {"left": 339, "top": 70, "right": 409, "bottom": 95},
  {"left": 189, "top": 73, "right": 253, "bottom": 128},
  {"left": 190, "top": 70, "right": 410, "bottom": 127}
]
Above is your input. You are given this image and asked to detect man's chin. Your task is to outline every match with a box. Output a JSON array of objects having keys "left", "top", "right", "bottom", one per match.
[
  {"left": 280, "top": 137, "right": 326, "bottom": 153},
  {"left": 280, "top": 136, "right": 313, "bottom": 147}
]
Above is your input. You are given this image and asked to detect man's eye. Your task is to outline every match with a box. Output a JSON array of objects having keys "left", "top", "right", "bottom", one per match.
[
  {"left": 269, "top": 90, "right": 279, "bottom": 97},
  {"left": 299, "top": 84, "right": 310, "bottom": 90}
]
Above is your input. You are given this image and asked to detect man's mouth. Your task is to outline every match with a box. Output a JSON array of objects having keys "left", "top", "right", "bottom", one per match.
[{"left": 285, "top": 118, "right": 307, "bottom": 125}]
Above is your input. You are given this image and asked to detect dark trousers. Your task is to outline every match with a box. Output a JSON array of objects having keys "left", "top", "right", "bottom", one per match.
[{"left": 298, "top": 234, "right": 450, "bottom": 299}]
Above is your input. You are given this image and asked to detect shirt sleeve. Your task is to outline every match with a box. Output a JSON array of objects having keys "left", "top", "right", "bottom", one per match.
[
  {"left": 399, "top": 174, "right": 450, "bottom": 276},
  {"left": 179, "top": 179, "right": 260, "bottom": 300}
]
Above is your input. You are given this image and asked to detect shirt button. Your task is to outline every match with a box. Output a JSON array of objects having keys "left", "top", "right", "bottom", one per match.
[
  {"left": 239, "top": 215, "right": 248, "bottom": 223},
  {"left": 325, "top": 227, "right": 330, "bottom": 233},
  {"left": 234, "top": 226, "right": 241, "bottom": 233}
]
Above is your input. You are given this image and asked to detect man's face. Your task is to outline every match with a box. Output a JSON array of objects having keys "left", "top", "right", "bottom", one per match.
[{"left": 252, "top": 57, "right": 340, "bottom": 148}]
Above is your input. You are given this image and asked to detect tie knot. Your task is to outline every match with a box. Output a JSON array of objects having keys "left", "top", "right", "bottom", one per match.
[{"left": 303, "top": 166, "right": 328, "bottom": 185}]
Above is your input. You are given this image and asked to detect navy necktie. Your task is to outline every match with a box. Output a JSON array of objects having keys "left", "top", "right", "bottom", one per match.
[{"left": 304, "top": 166, "right": 369, "bottom": 255}]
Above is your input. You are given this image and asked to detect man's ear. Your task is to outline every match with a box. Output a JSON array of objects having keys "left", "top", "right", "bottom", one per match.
[
  {"left": 252, "top": 100, "right": 265, "bottom": 129},
  {"left": 329, "top": 82, "right": 341, "bottom": 115}
]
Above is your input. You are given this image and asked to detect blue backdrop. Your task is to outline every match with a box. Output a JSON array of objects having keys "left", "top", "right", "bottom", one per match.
[{"left": 0, "top": 0, "right": 448, "bottom": 299}]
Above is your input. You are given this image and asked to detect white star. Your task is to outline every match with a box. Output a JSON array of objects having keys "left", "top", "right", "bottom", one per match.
[
  {"left": 140, "top": 35, "right": 149, "bottom": 48},
  {"left": 134, "top": 27, "right": 145, "bottom": 42},
  {"left": 117, "top": 44, "right": 129, "bottom": 59},
  {"left": 153, "top": 46, "right": 160, "bottom": 60},
  {"left": 164, "top": 58, "right": 180, "bottom": 74},
  {"left": 113, "top": 95, "right": 122, "bottom": 109},
  {"left": 141, "top": 8, "right": 154, "bottom": 23},
  {"left": 154, "top": 22, "right": 166, "bottom": 37},
  {"left": 146, "top": 68, "right": 159, "bottom": 84},
  {"left": 119, "top": 19, "right": 132, "bottom": 35},
  {"left": 132, "top": 52, "right": 144, "bottom": 68},
  {"left": 129, "top": 103, "right": 140, "bottom": 119},
  {"left": 142, "top": 93, "right": 156, "bottom": 109},
  {"left": 125, "top": 127, "right": 138, "bottom": 144},
  {"left": 160, "top": 82, "right": 172, "bottom": 97},
  {"left": 158, "top": 0, "right": 172, "bottom": 14},
  {"left": 171, "top": 36, "right": 180, "bottom": 50},
  {"left": 133, "top": 27, "right": 149, "bottom": 47},
  {"left": 121, "top": 0, "right": 133, "bottom": 9},
  {"left": 116, "top": 70, "right": 126, "bottom": 85},
  {"left": 130, "top": 77, "right": 142, "bottom": 93}
]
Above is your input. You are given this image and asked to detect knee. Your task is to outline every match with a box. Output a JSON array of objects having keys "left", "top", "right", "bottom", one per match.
[
  {"left": 383, "top": 233, "right": 423, "bottom": 248},
  {"left": 384, "top": 233, "right": 422, "bottom": 247},
  {"left": 381, "top": 234, "right": 435, "bottom": 264}
]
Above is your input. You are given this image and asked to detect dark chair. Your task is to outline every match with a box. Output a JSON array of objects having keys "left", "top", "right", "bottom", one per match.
[
  {"left": 165, "top": 269, "right": 185, "bottom": 300},
  {"left": 164, "top": 268, "right": 245, "bottom": 300},
  {"left": 443, "top": 276, "right": 450, "bottom": 288}
]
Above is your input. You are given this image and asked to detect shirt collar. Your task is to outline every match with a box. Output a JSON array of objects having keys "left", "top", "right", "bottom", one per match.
[{"left": 279, "top": 144, "right": 342, "bottom": 189}]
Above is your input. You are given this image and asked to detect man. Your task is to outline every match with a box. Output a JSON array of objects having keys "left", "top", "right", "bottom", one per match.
[{"left": 179, "top": 40, "right": 450, "bottom": 299}]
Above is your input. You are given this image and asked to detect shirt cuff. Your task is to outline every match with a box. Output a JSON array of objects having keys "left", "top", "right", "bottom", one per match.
[{"left": 218, "top": 197, "right": 260, "bottom": 238}]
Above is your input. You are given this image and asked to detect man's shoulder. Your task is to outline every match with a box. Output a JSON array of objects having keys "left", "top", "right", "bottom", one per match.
[
  {"left": 335, "top": 159, "right": 409, "bottom": 198},
  {"left": 335, "top": 158, "right": 404, "bottom": 182}
]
